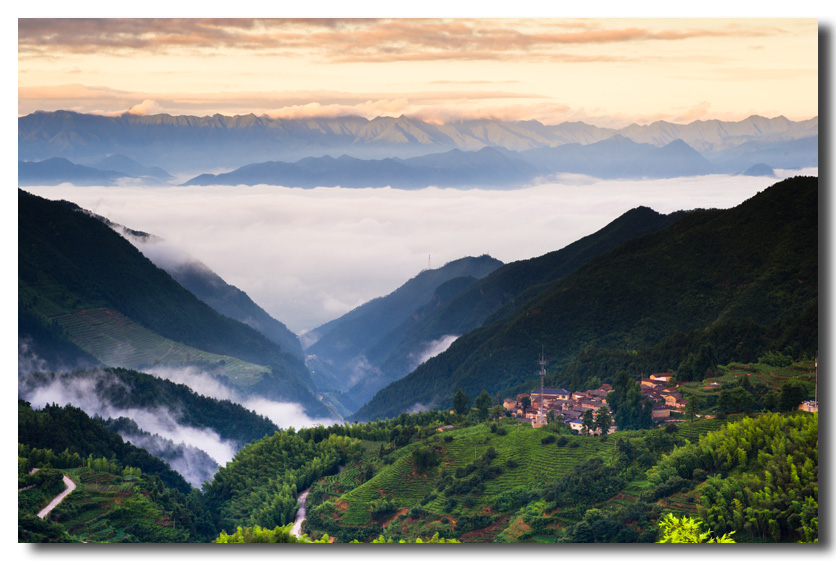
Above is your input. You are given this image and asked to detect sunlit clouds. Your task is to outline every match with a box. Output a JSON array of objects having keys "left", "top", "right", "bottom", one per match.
[{"left": 17, "top": 18, "right": 818, "bottom": 127}]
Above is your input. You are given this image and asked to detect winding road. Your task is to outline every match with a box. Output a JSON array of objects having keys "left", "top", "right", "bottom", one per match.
[{"left": 28, "top": 468, "right": 77, "bottom": 519}]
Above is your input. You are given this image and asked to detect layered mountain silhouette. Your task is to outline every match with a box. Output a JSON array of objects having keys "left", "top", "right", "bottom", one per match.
[
  {"left": 19, "top": 111, "right": 817, "bottom": 183},
  {"left": 304, "top": 255, "right": 503, "bottom": 411}
]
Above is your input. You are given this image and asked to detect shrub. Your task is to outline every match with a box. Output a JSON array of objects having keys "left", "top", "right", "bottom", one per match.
[{"left": 541, "top": 435, "right": 556, "bottom": 445}]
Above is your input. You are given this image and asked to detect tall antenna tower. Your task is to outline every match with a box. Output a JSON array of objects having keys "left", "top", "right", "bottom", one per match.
[
  {"left": 428, "top": 254, "right": 431, "bottom": 270},
  {"left": 534, "top": 347, "right": 548, "bottom": 426}
]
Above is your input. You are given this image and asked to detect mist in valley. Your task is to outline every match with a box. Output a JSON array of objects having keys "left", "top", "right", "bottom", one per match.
[{"left": 18, "top": 168, "right": 817, "bottom": 485}]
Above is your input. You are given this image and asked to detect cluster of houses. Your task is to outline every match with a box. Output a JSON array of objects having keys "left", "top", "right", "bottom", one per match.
[
  {"left": 639, "top": 373, "right": 688, "bottom": 420},
  {"left": 503, "top": 383, "right": 616, "bottom": 434},
  {"left": 503, "top": 373, "right": 690, "bottom": 434}
]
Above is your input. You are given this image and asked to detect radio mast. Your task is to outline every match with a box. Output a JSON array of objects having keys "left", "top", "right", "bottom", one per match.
[{"left": 534, "top": 348, "right": 548, "bottom": 427}]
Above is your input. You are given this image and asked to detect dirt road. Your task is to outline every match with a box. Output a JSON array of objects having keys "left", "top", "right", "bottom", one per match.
[{"left": 36, "top": 474, "right": 77, "bottom": 519}]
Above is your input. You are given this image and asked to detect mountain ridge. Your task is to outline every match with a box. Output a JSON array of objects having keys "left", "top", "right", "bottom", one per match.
[
  {"left": 19, "top": 111, "right": 817, "bottom": 176},
  {"left": 354, "top": 176, "right": 818, "bottom": 420}
]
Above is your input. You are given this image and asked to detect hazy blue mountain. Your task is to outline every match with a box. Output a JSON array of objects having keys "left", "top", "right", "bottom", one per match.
[
  {"left": 19, "top": 110, "right": 817, "bottom": 177},
  {"left": 616, "top": 115, "right": 819, "bottom": 153},
  {"left": 742, "top": 163, "right": 777, "bottom": 177},
  {"left": 92, "top": 154, "right": 174, "bottom": 182},
  {"left": 159, "top": 257, "right": 305, "bottom": 361},
  {"left": 704, "top": 135, "right": 819, "bottom": 173},
  {"left": 18, "top": 157, "right": 129, "bottom": 186},
  {"left": 72, "top": 208, "right": 304, "bottom": 361},
  {"left": 184, "top": 138, "right": 722, "bottom": 188},
  {"left": 184, "top": 147, "right": 540, "bottom": 188},
  {"left": 518, "top": 136, "right": 716, "bottom": 179},
  {"left": 354, "top": 176, "right": 817, "bottom": 420}
]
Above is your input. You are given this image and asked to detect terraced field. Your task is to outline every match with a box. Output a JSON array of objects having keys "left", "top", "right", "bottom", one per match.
[
  {"left": 317, "top": 422, "right": 617, "bottom": 529},
  {"left": 48, "top": 469, "right": 140, "bottom": 542},
  {"left": 52, "top": 308, "right": 268, "bottom": 385}
]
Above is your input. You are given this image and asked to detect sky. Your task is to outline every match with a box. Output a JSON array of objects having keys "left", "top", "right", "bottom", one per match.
[{"left": 16, "top": 15, "right": 819, "bottom": 128}]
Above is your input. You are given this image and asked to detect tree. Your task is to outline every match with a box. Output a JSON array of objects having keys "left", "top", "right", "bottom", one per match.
[
  {"left": 582, "top": 409, "right": 595, "bottom": 436},
  {"left": 779, "top": 382, "right": 807, "bottom": 411},
  {"left": 685, "top": 395, "right": 700, "bottom": 422},
  {"left": 656, "top": 513, "right": 735, "bottom": 543},
  {"left": 595, "top": 406, "right": 612, "bottom": 438},
  {"left": 452, "top": 389, "right": 471, "bottom": 415},
  {"left": 520, "top": 395, "right": 531, "bottom": 412},
  {"left": 474, "top": 390, "right": 493, "bottom": 421}
]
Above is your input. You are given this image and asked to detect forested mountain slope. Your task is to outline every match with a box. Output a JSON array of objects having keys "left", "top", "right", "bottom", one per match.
[
  {"left": 356, "top": 176, "right": 817, "bottom": 420},
  {"left": 18, "top": 189, "right": 327, "bottom": 417},
  {"left": 371, "top": 206, "right": 684, "bottom": 394}
]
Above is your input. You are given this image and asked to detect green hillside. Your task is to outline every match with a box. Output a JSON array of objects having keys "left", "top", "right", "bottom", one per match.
[
  {"left": 366, "top": 206, "right": 683, "bottom": 400},
  {"left": 356, "top": 176, "right": 817, "bottom": 420},
  {"left": 21, "top": 368, "right": 279, "bottom": 446},
  {"left": 18, "top": 189, "right": 327, "bottom": 416}
]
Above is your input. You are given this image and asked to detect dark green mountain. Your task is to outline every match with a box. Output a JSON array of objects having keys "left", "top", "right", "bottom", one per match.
[
  {"left": 365, "top": 206, "right": 684, "bottom": 401},
  {"left": 355, "top": 176, "right": 818, "bottom": 420},
  {"left": 18, "top": 400, "right": 192, "bottom": 494},
  {"left": 305, "top": 256, "right": 503, "bottom": 408},
  {"left": 80, "top": 210, "right": 305, "bottom": 361},
  {"left": 19, "top": 367, "right": 279, "bottom": 446},
  {"left": 158, "top": 257, "right": 305, "bottom": 361},
  {"left": 18, "top": 189, "right": 328, "bottom": 418}
]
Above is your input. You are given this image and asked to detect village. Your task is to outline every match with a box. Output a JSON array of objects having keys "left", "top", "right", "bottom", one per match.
[{"left": 504, "top": 373, "right": 689, "bottom": 434}]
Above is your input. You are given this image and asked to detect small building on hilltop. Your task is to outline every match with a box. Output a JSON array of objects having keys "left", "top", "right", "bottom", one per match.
[{"left": 799, "top": 400, "right": 818, "bottom": 413}]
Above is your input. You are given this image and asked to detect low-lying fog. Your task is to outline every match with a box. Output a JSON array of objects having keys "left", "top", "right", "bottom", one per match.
[{"left": 25, "top": 170, "right": 814, "bottom": 335}]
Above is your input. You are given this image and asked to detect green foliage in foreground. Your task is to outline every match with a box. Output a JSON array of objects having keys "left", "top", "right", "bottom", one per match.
[
  {"left": 214, "top": 523, "right": 459, "bottom": 543},
  {"left": 216, "top": 524, "right": 331, "bottom": 543},
  {"left": 657, "top": 513, "right": 735, "bottom": 543},
  {"left": 648, "top": 412, "right": 818, "bottom": 542}
]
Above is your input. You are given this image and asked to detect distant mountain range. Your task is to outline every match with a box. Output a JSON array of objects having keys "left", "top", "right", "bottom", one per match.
[{"left": 18, "top": 111, "right": 817, "bottom": 186}]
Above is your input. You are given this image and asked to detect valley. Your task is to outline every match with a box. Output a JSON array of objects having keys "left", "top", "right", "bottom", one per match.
[
  {"left": 16, "top": 17, "right": 820, "bottom": 545},
  {"left": 17, "top": 175, "right": 819, "bottom": 544}
]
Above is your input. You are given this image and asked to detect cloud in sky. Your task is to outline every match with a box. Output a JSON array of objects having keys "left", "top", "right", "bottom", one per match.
[
  {"left": 17, "top": 18, "right": 780, "bottom": 60},
  {"left": 23, "top": 170, "right": 814, "bottom": 334},
  {"left": 17, "top": 18, "right": 818, "bottom": 126}
]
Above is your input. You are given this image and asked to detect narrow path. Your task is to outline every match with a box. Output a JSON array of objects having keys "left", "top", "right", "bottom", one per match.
[
  {"left": 32, "top": 470, "right": 77, "bottom": 520},
  {"left": 290, "top": 489, "right": 310, "bottom": 537},
  {"left": 290, "top": 465, "right": 343, "bottom": 538}
]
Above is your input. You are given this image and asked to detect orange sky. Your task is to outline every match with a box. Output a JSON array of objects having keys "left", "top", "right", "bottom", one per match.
[{"left": 17, "top": 17, "right": 819, "bottom": 127}]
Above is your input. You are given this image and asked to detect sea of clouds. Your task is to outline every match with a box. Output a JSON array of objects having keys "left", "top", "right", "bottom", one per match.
[{"left": 24, "top": 170, "right": 815, "bottom": 335}]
